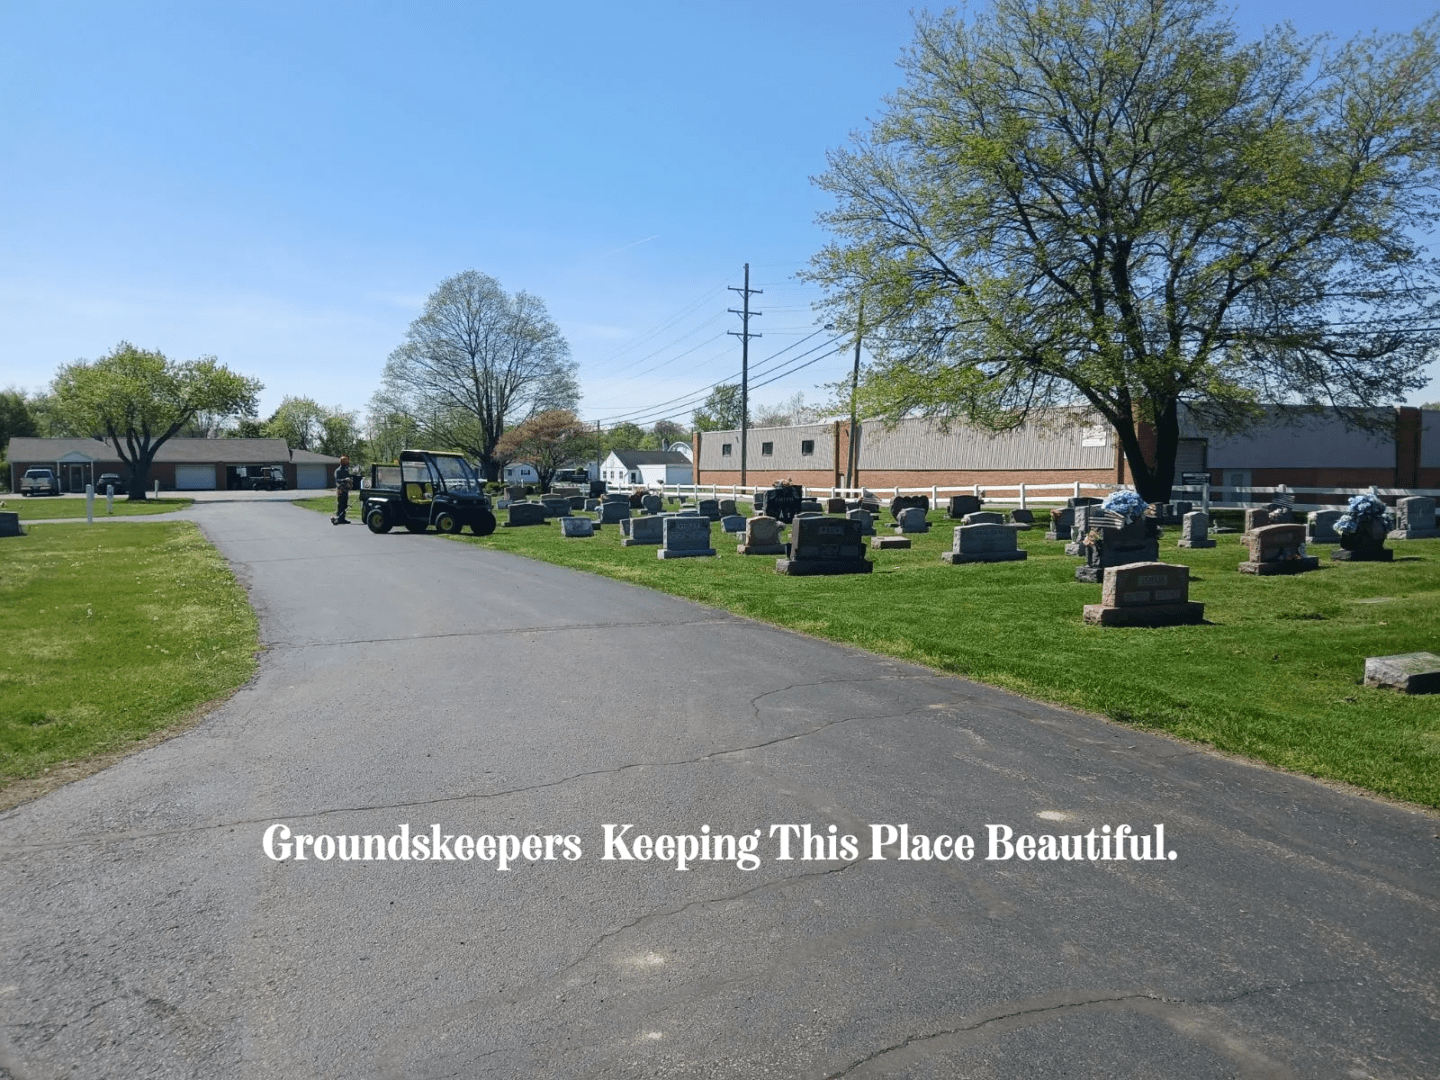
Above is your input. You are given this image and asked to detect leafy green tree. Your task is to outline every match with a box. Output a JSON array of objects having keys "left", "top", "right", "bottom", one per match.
[
  {"left": 808, "top": 0, "right": 1440, "bottom": 499},
  {"left": 0, "top": 388, "right": 38, "bottom": 449},
  {"left": 603, "top": 422, "right": 646, "bottom": 452},
  {"left": 50, "top": 342, "right": 262, "bottom": 500},
  {"left": 264, "top": 396, "right": 328, "bottom": 451},
  {"left": 691, "top": 383, "right": 746, "bottom": 432}
]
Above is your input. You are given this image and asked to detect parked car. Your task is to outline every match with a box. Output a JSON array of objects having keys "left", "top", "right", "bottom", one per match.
[
  {"left": 96, "top": 473, "right": 127, "bottom": 494},
  {"left": 20, "top": 468, "right": 59, "bottom": 496}
]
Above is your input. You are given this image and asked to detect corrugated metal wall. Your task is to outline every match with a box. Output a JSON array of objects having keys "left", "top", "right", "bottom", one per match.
[
  {"left": 856, "top": 415, "right": 1113, "bottom": 471},
  {"left": 1202, "top": 408, "right": 1393, "bottom": 468},
  {"left": 1422, "top": 411, "right": 1440, "bottom": 468},
  {"left": 698, "top": 423, "right": 835, "bottom": 471}
]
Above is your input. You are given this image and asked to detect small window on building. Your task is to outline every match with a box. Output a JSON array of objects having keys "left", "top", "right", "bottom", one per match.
[
  {"left": 800, "top": 439, "right": 815, "bottom": 456},
  {"left": 761, "top": 442, "right": 773, "bottom": 456},
  {"left": 721, "top": 443, "right": 732, "bottom": 456}
]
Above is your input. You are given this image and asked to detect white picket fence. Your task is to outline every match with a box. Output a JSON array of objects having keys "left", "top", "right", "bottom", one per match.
[{"left": 610, "top": 479, "right": 1440, "bottom": 515}]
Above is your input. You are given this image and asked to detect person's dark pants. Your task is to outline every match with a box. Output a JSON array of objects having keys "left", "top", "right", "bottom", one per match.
[{"left": 335, "top": 488, "right": 350, "bottom": 521}]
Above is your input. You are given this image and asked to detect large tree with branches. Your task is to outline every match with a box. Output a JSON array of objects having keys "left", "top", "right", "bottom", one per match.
[
  {"left": 808, "top": 0, "right": 1440, "bottom": 499},
  {"left": 51, "top": 343, "right": 262, "bottom": 500},
  {"left": 379, "top": 270, "right": 579, "bottom": 479}
]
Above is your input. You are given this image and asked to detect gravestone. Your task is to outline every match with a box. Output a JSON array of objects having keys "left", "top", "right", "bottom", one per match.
[
  {"left": 1046, "top": 507, "right": 1076, "bottom": 542},
  {"left": 737, "top": 515, "right": 787, "bottom": 555},
  {"left": 1238, "top": 523, "right": 1318, "bottom": 575},
  {"left": 503, "top": 502, "right": 546, "bottom": 528},
  {"left": 1308, "top": 510, "right": 1342, "bottom": 545},
  {"left": 720, "top": 514, "right": 747, "bottom": 534},
  {"left": 0, "top": 511, "right": 22, "bottom": 537},
  {"left": 560, "top": 516, "right": 595, "bottom": 538},
  {"left": 551, "top": 485, "right": 582, "bottom": 498},
  {"left": 825, "top": 497, "right": 847, "bottom": 514},
  {"left": 1068, "top": 496, "right": 1103, "bottom": 509},
  {"left": 696, "top": 498, "right": 722, "bottom": 521},
  {"left": 776, "top": 517, "right": 872, "bottom": 576},
  {"left": 1177, "top": 511, "right": 1215, "bottom": 549},
  {"left": 584, "top": 498, "right": 600, "bottom": 511},
  {"left": 941, "top": 523, "right": 1027, "bottom": 565},
  {"left": 946, "top": 495, "right": 983, "bottom": 519},
  {"left": 623, "top": 515, "right": 665, "bottom": 547},
  {"left": 718, "top": 498, "right": 738, "bottom": 517},
  {"left": 1364, "top": 652, "right": 1440, "bottom": 694},
  {"left": 567, "top": 495, "right": 586, "bottom": 510},
  {"left": 1389, "top": 497, "right": 1440, "bottom": 540},
  {"left": 1243, "top": 508, "right": 1272, "bottom": 533},
  {"left": 846, "top": 508, "right": 875, "bottom": 536},
  {"left": 619, "top": 516, "right": 632, "bottom": 537},
  {"left": 1010, "top": 509, "right": 1034, "bottom": 528},
  {"left": 538, "top": 495, "right": 571, "bottom": 518},
  {"left": 894, "top": 506, "right": 930, "bottom": 533},
  {"left": 871, "top": 535, "right": 911, "bottom": 550},
  {"left": 962, "top": 511, "right": 1006, "bottom": 526},
  {"left": 1148, "top": 501, "right": 1194, "bottom": 525},
  {"left": 1083, "top": 562, "right": 1205, "bottom": 627},
  {"left": 658, "top": 515, "right": 715, "bottom": 559},
  {"left": 858, "top": 495, "right": 882, "bottom": 514},
  {"left": 596, "top": 501, "right": 631, "bottom": 525},
  {"left": 628, "top": 490, "right": 647, "bottom": 509},
  {"left": 505, "top": 485, "right": 526, "bottom": 503},
  {"left": 1075, "top": 515, "right": 1160, "bottom": 583},
  {"left": 1333, "top": 518, "right": 1392, "bottom": 562},
  {"left": 799, "top": 499, "right": 825, "bottom": 515},
  {"left": 891, "top": 494, "right": 930, "bottom": 519},
  {"left": 641, "top": 493, "right": 664, "bottom": 515}
]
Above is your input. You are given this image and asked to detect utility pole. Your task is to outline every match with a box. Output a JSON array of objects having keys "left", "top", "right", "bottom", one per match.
[
  {"left": 728, "top": 263, "right": 762, "bottom": 486},
  {"left": 846, "top": 302, "right": 864, "bottom": 490}
]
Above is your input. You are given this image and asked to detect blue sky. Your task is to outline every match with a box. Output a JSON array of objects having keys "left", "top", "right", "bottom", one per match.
[{"left": 3, "top": 0, "right": 1438, "bottom": 428}]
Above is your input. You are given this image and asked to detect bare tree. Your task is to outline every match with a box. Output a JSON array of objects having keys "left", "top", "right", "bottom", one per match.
[{"left": 380, "top": 271, "right": 579, "bottom": 479}]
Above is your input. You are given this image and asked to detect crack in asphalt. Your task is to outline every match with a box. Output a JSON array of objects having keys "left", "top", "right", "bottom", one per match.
[
  {"left": 262, "top": 614, "right": 736, "bottom": 650},
  {"left": 0, "top": 681, "right": 940, "bottom": 853},
  {"left": 543, "top": 857, "right": 863, "bottom": 990},
  {"left": 821, "top": 979, "right": 1351, "bottom": 1079}
]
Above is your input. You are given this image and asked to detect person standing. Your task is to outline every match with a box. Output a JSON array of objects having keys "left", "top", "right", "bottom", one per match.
[{"left": 332, "top": 455, "right": 358, "bottom": 525}]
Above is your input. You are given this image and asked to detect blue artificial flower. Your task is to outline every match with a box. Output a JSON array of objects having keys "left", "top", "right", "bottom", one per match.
[
  {"left": 1334, "top": 494, "right": 1392, "bottom": 535},
  {"left": 1101, "top": 490, "right": 1149, "bottom": 523}
]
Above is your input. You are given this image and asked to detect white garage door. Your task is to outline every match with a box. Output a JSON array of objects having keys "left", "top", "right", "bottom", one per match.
[
  {"left": 175, "top": 465, "right": 217, "bottom": 490},
  {"left": 296, "top": 465, "right": 328, "bottom": 489}
]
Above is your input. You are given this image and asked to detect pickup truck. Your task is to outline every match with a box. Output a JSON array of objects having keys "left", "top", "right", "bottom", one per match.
[
  {"left": 361, "top": 450, "right": 497, "bottom": 536},
  {"left": 20, "top": 468, "right": 60, "bottom": 496}
]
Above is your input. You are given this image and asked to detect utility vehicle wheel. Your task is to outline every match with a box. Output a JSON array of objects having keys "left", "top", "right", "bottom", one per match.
[
  {"left": 404, "top": 522, "right": 428, "bottom": 533},
  {"left": 435, "top": 511, "right": 462, "bottom": 534},
  {"left": 365, "top": 507, "right": 392, "bottom": 534},
  {"left": 470, "top": 510, "right": 497, "bottom": 536}
]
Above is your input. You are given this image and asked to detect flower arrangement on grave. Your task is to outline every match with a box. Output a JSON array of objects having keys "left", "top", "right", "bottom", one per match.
[
  {"left": 1334, "top": 494, "right": 1392, "bottom": 536},
  {"left": 1101, "top": 490, "right": 1149, "bottom": 523}
]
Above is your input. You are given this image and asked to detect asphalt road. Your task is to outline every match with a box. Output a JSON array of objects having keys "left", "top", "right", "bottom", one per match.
[{"left": 2, "top": 501, "right": 1436, "bottom": 1079}]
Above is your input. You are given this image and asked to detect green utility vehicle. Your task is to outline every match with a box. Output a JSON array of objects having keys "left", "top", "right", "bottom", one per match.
[{"left": 361, "top": 450, "right": 497, "bottom": 536}]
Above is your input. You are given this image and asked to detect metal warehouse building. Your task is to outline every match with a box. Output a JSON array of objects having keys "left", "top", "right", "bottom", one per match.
[{"left": 693, "top": 406, "right": 1438, "bottom": 492}]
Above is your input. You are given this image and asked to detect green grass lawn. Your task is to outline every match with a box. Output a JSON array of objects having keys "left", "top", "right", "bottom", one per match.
[
  {"left": 291, "top": 496, "right": 1440, "bottom": 807},
  {"left": 0, "top": 522, "right": 258, "bottom": 802},
  {"left": 3, "top": 494, "right": 192, "bottom": 520}
]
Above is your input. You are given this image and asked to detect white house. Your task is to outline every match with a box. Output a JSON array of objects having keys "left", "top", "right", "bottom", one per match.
[{"left": 600, "top": 449, "right": 693, "bottom": 489}]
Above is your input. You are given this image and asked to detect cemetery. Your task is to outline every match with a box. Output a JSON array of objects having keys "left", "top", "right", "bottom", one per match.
[{"left": 279, "top": 486, "right": 1440, "bottom": 807}]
